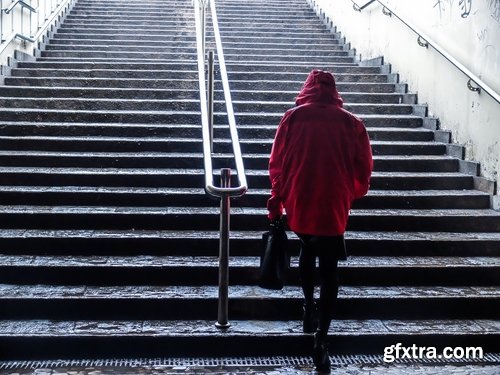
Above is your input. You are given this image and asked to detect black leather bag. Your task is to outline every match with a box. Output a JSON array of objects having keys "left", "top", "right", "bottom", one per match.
[{"left": 259, "top": 221, "right": 289, "bottom": 290}]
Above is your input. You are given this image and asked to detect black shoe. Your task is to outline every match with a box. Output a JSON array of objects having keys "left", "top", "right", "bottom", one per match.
[
  {"left": 313, "top": 332, "right": 331, "bottom": 373},
  {"left": 303, "top": 303, "right": 318, "bottom": 334}
]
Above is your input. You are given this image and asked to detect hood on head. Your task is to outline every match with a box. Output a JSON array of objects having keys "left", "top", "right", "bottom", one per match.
[{"left": 295, "top": 70, "right": 343, "bottom": 107}]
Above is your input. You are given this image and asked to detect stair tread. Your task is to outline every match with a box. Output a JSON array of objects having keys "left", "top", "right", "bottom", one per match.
[
  {"left": 0, "top": 185, "right": 488, "bottom": 196},
  {"left": 0, "top": 166, "right": 205, "bottom": 174},
  {"left": 0, "top": 108, "right": 199, "bottom": 116},
  {"left": 0, "top": 98, "right": 414, "bottom": 107},
  {"left": 0, "top": 319, "right": 497, "bottom": 336},
  {"left": 2, "top": 228, "right": 499, "bottom": 242},
  {"left": 234, "top": 112, "right": 422, "bottom": 119},
  {"left": 1, "top": 167, "right": 472, "bottom": 175},
  {"left": 11, "top": 68, "right": 200, "bottom": 74},
  {"left": 0, "top": 227, "right": 497, "bottom": 236},
  {"left": 0, "top": 151, "right": 453, "bottom": 160},
  {"left": 3, "top": 205, "right": 498, "bottom": 215},
  {"left": 0, "top": 86, "right": 198, "bottom": 94},
  {"left": 0, "top": 137, "right": 444, "bottom": 146},
  {"left": 0, "top": 254, "right": 497, "bottom": 268},
  {"left": 0, "top": 284, "right": 498, "bottom": 299},
  {"left": 0, "top": 123, "right": 432, "bottom": 133}
]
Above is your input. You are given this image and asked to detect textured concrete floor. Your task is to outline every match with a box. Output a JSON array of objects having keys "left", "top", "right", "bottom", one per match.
[
  {"left": 1, "top": 356, "right": 499, "bottom": 375},
  {"left": 1, "top": 363, "right": 500, "bottom": 375}
]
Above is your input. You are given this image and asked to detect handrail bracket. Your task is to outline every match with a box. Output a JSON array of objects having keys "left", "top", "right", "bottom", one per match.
[{"left": 417, "top": 36, "right": 429, "bottom": 48}]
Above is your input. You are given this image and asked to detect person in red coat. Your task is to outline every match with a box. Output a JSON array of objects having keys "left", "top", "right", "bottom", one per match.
[{"left": 267, "top": 69, "right": 373, "bottom": 372}]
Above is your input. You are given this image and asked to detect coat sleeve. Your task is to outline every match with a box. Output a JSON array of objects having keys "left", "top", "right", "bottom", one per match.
[
  {"left": 353, "top": 120, "right": 373, "bottom": 199},
  {"left": 266, "top": 111, "right": 291, "bottom": 220}
]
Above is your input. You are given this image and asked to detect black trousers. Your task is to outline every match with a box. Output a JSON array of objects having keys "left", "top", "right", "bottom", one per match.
[{"left": 297, "top": 234, "right": 345, "bottom": 338}]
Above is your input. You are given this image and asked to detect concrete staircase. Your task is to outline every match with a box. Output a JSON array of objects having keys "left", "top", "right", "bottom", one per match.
[{"left": 0, "top": 0, "right": 499, "bottom": 360}]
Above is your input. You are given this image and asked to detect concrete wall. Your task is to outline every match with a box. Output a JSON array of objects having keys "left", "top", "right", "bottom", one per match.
[{"left": 310, "top": 0, "right": 500, "bottom": 207}]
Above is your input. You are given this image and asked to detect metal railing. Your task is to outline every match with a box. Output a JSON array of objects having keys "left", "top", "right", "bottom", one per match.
[
  {"left": 0, "top": 0, "right": 74, "bottom": 58},
  {"left": 194, "top": 0, "right": 248, "bottom": 329},
  {"left": 350, "top": 0, "right": 500, "bottom": 104}
]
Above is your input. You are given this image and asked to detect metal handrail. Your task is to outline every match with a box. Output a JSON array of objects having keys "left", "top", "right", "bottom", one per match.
[
  {"left": 3, "top": 0, "right": 36, "bottom": 14},
  {"left": 194, "top": 0, "right": 247, "bottom": 329},
  {"left": 208, "top": 0, "right": 247, "bottom": 197},
  {"left": 351, "top": 0, "right": 376, "bottom": 11},
  {"left": 195, "top": 1, "right": 247, "bottom": 198},
  {"left": 0, "top": 0, "right": 73, "bottom": 56},
  {"left": 350, "top": 0, "right": 500, "bottom": 104}
]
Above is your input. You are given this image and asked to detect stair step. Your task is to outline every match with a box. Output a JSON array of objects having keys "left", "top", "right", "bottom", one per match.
[
  {"left": 216, "top": 8, "right": 315, "bottom": 15},
  {"left": 40, "top": 50, "right": 197, "bottom": 59},
  {"left": 17, "top": 61, "right": 198, "bottom": 70},
  {"left": 227, "top": 80, "right": 401, "bottom": 92},
  {"left": 227, "top": 71, "right": 390, "bottom": 82},
  {"left": 0, "top": 165, "right": 474, "bottom": 190},
  {"left": 52, "top": 33, "right": 197, "bottom": 41},
  {"left": 4, "top": 77, "right": 199, "bottom": 89},
  {"left": 0, "top": 255, "right": 497, "bottom": 286},
  {"left": 223, "top": 53, "right": 354, "bottom": 63},
  {"left": 62, "top": 19, "right": 195, "bottom": 26},
  {"left": 232, "top": 102, "right": 412, "bottom": 114},
  {"left": 0, "top": 108, "right": 202, "bottom": 123},
  {"left": 0, "top": 184, "right": 490, "bottom": 209},
  {"left": 34, "top": 57, "right": 202, "bottom": 64},
  {"left": 226, "top": 63, "right": 381, "bottom": 73},
  {"left": 224, "top": 44, "right": 350, "bottom": 57},
  {"left": 0, "top": 150, "right": 460, "bottom": 172},
  {"left": 63, "top": 16, "right": 195, "bottom": 23},
  {"left": 42, "top": 45, "right": 198, "bottom": 53},
  {"left": 0, "top": 108, "right": 425, "bottom": 128},
  {"left": 0, "top": 111, "right": 423, "bottom": 129},
  {"left": 220, "top": 34, "right": 342, "bottom": 44},
  {"left": 214, "top": 29, "right": 336, "bottom": 38},
  {"left": 1, "top": 319, "right": 497, "bottom": 359},
  {"left": 0, "top": 122, "right": 432, "bottom": 141},
  {"left": 230, "top": 90, "right": 416, "bottom": 104},
  {"left": 0, "top": 205, "right": 498, "bottom": 232},
  {"left": 58, "top": 25, "right": 196, "bottom": 33},
  {"left": 48, "top": 39, "right": 198, "bottom": 47},
  {"left": 69, "top": 7, "right": 200, "bottom": 12},
  {"left": 1, "top": 86, "right": 410, "bottom": 103},
  {"left": 0, "top": 284, "right": 497, "bottom": 320},
  {"left": 0, "top": 97, "right": 202, "bottom": 111},
  {"left": 66, "top": 12, "right": 195, "bottom": 17},
  {"left": 0, "top": 137, "right": 451, "bottom": 156},
  {"left": 0, "top": 229, "right": 499, "bottom": 256},
  {"left": 0, "top": 97, "right": 415, "bottom": 115},
  {"left": 233, "top": 113, "right": 424, "bottom": 127},
  {"left": 0, "top": 86, "right": 200, "bottom": 100},
  {"left": 56, "top": 27, "right": 195, "bottom": 35}
]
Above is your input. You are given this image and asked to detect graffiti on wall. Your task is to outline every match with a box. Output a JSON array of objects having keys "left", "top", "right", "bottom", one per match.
[
  {"left": 488, "top": 0, "right": 500, "bottom": 22},
  {"left": 459, "top": 0, "right": 472, "bottom": 17},
  {"left": 434, "top": 0, "right": 500, "bottom": 22},
  {"left": 433, "top": 0, "right": 473, "bottom": 18}
]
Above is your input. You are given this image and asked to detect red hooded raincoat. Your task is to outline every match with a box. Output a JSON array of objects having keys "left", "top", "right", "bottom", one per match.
[{"left": 267, "top": 70, "right": 373, "bottom": 236}]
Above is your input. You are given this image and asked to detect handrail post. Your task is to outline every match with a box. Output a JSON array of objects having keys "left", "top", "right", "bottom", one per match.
[
  {"left": 215, "top": 168, "right": 231, "bottom": 329},
  {"left": 207, "top": 50, "right": 215, "bottom": 152}
]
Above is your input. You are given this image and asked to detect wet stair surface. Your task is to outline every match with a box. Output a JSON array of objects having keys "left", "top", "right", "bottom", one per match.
[{"left": 0, "top": 0, "right": 499, "bottom": 360}]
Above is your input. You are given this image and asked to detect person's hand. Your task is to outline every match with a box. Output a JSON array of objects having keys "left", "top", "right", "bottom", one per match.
[{"left": 269, "top": 216, "right": 283, "bottom": 229}]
